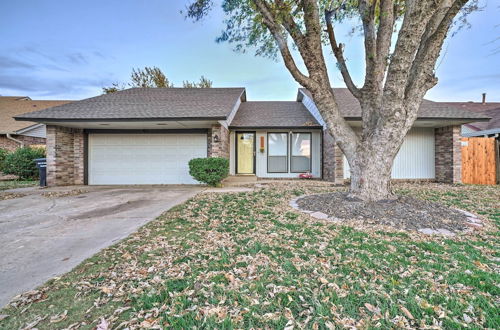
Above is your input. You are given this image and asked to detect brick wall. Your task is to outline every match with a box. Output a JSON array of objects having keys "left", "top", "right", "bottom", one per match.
[
  {"left": 46, "top": 125, "right": 85, "bottom": 186},
  {"left": 0, "top": 135, "right": 46, "bottom": 151},
  {"left": 322, "top": 130, "right": 344, "bottom": 183},
  {"left": 435, "top": 125, "right": 462, "bottom": 183},
  {"left": 208, "top": 124, "right": 230, "bottom": 158}
]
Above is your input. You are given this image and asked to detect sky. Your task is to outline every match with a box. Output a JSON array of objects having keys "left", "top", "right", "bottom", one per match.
[{"left": 0, "top": 0, "right": 499, "bottom": 102}]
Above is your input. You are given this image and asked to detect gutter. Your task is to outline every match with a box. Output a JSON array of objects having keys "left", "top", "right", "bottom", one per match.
[{"left": 6, "top": 133, "right": 24, "bottom": 147}]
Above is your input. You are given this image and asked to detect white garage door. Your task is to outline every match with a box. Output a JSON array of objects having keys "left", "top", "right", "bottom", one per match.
[{"left": 89, "top": 134, "right": 207, "bottom": 184}]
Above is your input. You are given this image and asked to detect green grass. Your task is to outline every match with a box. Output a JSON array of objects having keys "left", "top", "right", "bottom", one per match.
[
  {"left": 0, "top": 180, "right": 37, "bottom": 191},
  {"left": 0, "top": 182, "right": 498, "bottom": 329}
]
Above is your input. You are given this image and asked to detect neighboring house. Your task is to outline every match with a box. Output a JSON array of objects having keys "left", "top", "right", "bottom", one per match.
[
  {"left": 0, "top": 96, "right": 71, "bottom": 151},
  {"left": 442, "top": 94, "right": 500, "bottom": 137},
  {"left": 14, "top": 88, "right": 488, "bottom": 186}
]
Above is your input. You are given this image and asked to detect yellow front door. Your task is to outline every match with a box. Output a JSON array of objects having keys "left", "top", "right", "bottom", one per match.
[{"left": 237, "top": 133, "right": 255, "bottom": 174}]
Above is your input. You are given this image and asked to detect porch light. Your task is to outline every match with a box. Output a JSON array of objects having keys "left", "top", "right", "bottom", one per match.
[
  {"left": 260, "top": 136, "right": 265, "bottom": 152},
  {"left": 213, "top": 134, "right": 220, "bottom": 143}
]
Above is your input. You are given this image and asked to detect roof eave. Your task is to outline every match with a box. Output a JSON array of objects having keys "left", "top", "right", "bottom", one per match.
[
  {"left": 229, "top": 125, "right": 323, "bottom": 129},
  {"left": 14, "top": 116, "right": 228, "bottom": 122}
]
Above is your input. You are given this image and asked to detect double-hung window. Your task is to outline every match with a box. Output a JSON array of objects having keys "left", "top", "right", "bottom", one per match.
[
  {"left": 267, "top": 133, "right": 288, "bottom": 173},
  {"left": 290, "top": 132, "right": 311, "bottom": 172}
]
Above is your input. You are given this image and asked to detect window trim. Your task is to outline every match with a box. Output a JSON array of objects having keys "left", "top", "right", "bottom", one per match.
[
  {"left": 290, "top": 132, "right": 312, "bottom": 173},
  {"left": 267, "top": 132, "right": 289, "bottom": 173}
]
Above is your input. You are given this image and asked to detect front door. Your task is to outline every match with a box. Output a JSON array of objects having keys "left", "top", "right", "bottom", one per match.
[{"left": 236, "top": 132, "right": 255, "bottom": 174}]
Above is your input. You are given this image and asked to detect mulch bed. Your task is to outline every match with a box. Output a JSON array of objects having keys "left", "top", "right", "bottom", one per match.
[{"left": 296, "top": 192, "right": 471, "bottom": 233}]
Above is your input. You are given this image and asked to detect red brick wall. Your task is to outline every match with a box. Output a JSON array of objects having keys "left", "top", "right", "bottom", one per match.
[
  {"left": 46, "top": 125, "right": 84, "bottom": 186},
  {"left": 0, "top": 135, "right": 46, "bottom": 151},
  {"left": 435, "top": 125, "right": 462, "bottom": 183}
]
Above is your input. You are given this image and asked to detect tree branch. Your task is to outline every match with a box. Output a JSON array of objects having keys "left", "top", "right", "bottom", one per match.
[
  {"left": 404, "top": 0, "right": 468, "bottom": 106},
  {"left": 253, "top": 0, "right": 315, "bottom": 88},
  {"left": 325, "top": 9, "right": 361, "bottom": 99}
]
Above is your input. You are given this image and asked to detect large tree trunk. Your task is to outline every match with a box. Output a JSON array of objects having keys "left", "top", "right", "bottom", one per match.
[{"left": 347, "top": 140, "right": 399, "bottom": 201}]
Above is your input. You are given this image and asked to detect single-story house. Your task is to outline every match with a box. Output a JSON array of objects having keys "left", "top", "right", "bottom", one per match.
[
  {"left": 0, "top": 96, "right": 71, "bottom": 151},
  {"left": 14, "top": 87, "right": 489, "bottom": 186}
]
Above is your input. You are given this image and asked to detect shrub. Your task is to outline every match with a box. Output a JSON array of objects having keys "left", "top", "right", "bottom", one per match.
[
  {"left": 188, "top": 157, "right": 229, "bottom": 186},
  {"left": 2, "top": 147, "right": 46, "bottom": 180},
  {"left": 0, "top": 148, "right": 9, "bottom": 172}
]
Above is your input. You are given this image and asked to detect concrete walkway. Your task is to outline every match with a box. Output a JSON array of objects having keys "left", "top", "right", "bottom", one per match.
[{"left": 0, "top": 185, "right": 201, "bottom": 308}]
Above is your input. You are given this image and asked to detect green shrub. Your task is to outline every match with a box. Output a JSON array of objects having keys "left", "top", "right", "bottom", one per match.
[
  {"left": 2, "top": 147, "right": 46, "bottom": 180},
  {"left": 0, "top": 148, "right": 9, "bottom": 172},
  {"left": 188, "top": 157, "right": 229, "bottom": 186}
]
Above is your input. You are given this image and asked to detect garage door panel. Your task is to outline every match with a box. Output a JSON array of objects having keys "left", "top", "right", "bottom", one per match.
[{"left": 89, "top": 134, "right": 207, "bottom": 185}]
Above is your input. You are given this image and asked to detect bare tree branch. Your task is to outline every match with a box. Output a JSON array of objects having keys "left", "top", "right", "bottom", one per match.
[
  {"left": 253, "top": 0, "right": 315, "bottom": 88},
  {"left": 325, "top": 9, "right": 361, "bottom": 99}
]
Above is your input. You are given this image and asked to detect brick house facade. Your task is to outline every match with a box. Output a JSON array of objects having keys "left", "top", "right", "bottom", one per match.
[
  {"left": 435, "top": 125, "right": 462, "bottom": 183},
  {"left": 46, "top": 125, "right": 84, "bottom": 186},
  {"left": 0, "top": 135, "right": 46, "bottom": 151}
]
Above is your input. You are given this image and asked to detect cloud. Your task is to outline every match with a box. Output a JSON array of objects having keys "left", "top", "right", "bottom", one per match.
[{"left": 0, "top": 46, "right": 115, "bottom": 99}]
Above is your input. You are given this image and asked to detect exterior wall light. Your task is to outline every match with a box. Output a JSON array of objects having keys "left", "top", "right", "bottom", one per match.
[
  {"left": 260, "top": 136, "right": 265, "bottom": 152},
  {"left": 213, "top": 134, "right": 220, "bottom": 143}
]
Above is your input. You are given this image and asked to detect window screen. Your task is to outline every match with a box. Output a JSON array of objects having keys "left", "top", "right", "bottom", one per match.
[
  {"left": 291, "top": 133, "right": 311, "bottom": 172},
  {"left": 268, "top": 133, "right": 288, "bottom": 172}
]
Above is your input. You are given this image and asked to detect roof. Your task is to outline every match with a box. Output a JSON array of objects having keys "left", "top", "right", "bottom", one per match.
[
  {"left": 0, "top": 97, "right": 71, "bottom": 134},
  {"left": 15, "top": 88, "right": 246, "bottom": 122},
  {"left": 229, "top": 101, "right": 321, "bottom": 128},
  {"left": 441, "top": 102, "right": 500, "bottom": 131},
  {"left": 462, "top": 127, "right": 500, "bottom": 137},
  {"left": 298, "top": 88, "right": 491, "bottom": 120}
]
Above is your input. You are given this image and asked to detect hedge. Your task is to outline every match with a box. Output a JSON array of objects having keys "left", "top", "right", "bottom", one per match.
[
  {"left": 2, "top": 147, "right": 46, "bottom": 180},
  {"left": 188, "top": 157, "right": 229, "bottom": 186}
]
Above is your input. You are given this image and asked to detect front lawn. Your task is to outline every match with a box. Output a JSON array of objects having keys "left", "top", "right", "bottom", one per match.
[{"left": 0, "top": 182, "right": 498, "bottom": 329}]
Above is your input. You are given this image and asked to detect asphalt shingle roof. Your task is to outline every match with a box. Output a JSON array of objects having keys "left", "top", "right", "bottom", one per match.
[
  {"left": 0, "top": 97, "right": 71, "bottom": 133},
  {"left": 15, "top": 88, "right": 246, "bottom": 121},
  {"left": 229, "top": 101, "right": 321, "bottom": 128},
  {"left": 298, "top": 88, "right": 491, "bottom": 120},
  {"left": 441, "top": 102, "right": 500, "bottom": 131}
]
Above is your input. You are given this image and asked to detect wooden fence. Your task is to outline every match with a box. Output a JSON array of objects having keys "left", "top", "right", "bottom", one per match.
[{"left": 461, "top": 137, "right": 499, "bottom": 185}]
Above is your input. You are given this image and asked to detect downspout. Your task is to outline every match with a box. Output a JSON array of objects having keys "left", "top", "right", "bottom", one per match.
[{"left": 6, "top": 133, "right": 24, "bottom": 148}]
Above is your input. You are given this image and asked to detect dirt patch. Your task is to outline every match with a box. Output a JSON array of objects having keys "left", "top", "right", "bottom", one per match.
[
  {"left": 42, "top": 189, "right": 89, "bottom": 198},
  {"left": 0, "top": 192, "right": 26, "bottom": 201},
  {"left": 295, "top": 192, "right": 476, "bottom": 233},
  {"left": 71, "top": 200, "right": 154, "bottom": 220}
]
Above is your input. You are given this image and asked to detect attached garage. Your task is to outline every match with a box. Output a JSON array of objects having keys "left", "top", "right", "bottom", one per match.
[{"left": 88, "top": 133, "right": 207, "bottom": 185}]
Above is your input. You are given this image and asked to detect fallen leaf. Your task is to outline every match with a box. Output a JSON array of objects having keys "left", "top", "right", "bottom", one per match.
[
  {"left": 96, "top": 317, "right": 109, "bottom": 330},
  {"left": 400, "top": 306, "right": 414, "bottom": 320}
]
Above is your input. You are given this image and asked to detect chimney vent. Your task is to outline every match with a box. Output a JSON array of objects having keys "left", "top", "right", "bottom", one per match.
[{"left": 482, "top": 93, "right": 486, "bottom": 104}]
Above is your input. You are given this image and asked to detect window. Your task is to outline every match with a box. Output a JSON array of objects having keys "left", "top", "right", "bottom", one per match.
[
  {"left": 290, "top": 132, "right": 311, "bottom": 172},
  {"left": 267, "top": 133, "right": 288, "bottom": 173}
]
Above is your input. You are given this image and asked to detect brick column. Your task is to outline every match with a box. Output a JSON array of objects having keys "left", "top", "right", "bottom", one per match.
[
  {"left": 46, "top": 125, "right": 85, "bottom": 186},
  {"left": 322, "top": 130, "right": 344, "bottom": 184},
  {"left": 435, "top": 125, "right": 462, "bottom": 183},
  {"left": 208, "top": 124, "right": 230, "bottom": 158}
]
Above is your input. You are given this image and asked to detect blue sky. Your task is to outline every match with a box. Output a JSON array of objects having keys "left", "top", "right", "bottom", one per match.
[{"left": 0, "top": 0, "right": 498, "bottom": 102}]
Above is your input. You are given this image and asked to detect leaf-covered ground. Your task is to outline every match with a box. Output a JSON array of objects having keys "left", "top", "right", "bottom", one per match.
[{"left": 0, "top": 182, "right": 498, "bottom": 329}]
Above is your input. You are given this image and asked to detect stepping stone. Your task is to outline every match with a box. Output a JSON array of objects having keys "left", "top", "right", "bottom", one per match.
[
  {"left": 418, "top": 228, "right": 455, "bottom": 236},
  {"left": 467, "top": 217, "right": 482, "bottom": 224},
  {"left": 310, "top": 211, "right": 329, "bottom": 220}
]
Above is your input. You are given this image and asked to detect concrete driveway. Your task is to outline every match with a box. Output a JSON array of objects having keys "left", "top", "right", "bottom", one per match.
[{"left": 0, "top": 185, "right": 201, "bottom": 308}]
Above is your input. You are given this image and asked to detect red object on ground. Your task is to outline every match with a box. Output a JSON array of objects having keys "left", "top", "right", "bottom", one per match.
[{"left": 299, "top": 173, "right": 313, "bottom": 179}]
